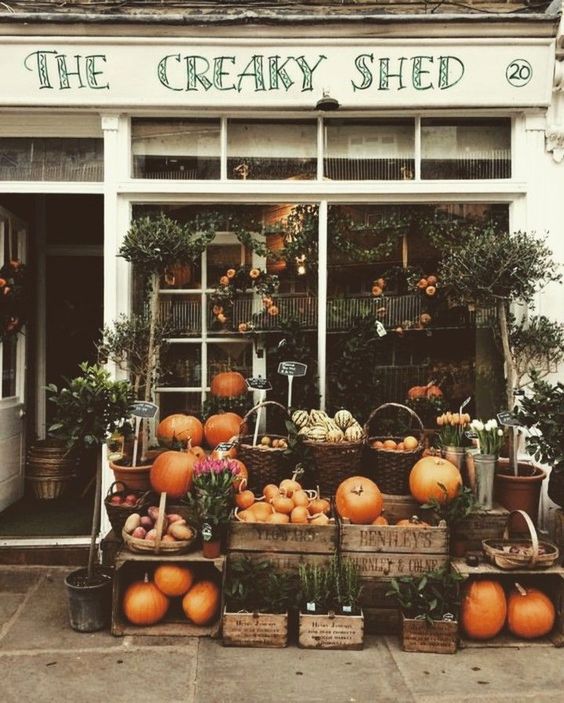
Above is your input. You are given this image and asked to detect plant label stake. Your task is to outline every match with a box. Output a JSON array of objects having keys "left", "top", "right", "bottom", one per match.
[
  {"left": 214, "top": 440, "right": 236, "bottom": 459},
  {"left": 277, "top": 361, "right": 307, "bottom": 408},
  {"left": 459, "top": 396, "right": 471, "bottom": 416},
  {"left": 130, "top": 401, "right": 159, "bottom": 469},
  {"left": 246, "top": 377, "right": 272, "bottom": 446},
  {"left": 375, "top": 321, "right": 387, "bottom": 338}
]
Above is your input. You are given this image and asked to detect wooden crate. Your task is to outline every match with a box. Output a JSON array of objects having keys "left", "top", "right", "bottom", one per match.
[
  {"left": 111, "top": 548, "right": 225, "bottom": 637},
  {"left": 452, "top": 503, "right": 510, "bottom": 551},
  {"left": 452, "top": 558, "right": 564, "bottom": 648},
  {"left": 298, "top": 611, "right": 364, "bottom": 650},
  {"left": 381, "top": 494, "right": 420, "bottom": 524},
  {"left": 553, "top": 509, "right": 564, "bottom": 552},
  {"left": 222, "top": 609, "right": 288, "bottom": 647},
  {"left": 401, "top": 614, "right": 458, "bottom": 654}
]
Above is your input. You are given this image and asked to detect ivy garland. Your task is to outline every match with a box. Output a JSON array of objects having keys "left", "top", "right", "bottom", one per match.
[{"left": 0, "top": 259, "right": 27, "bottom": 342}]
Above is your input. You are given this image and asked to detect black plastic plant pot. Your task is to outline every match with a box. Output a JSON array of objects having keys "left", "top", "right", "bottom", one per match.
[{"left": 65, "top": 567, "right": 113, "bottom": 632}]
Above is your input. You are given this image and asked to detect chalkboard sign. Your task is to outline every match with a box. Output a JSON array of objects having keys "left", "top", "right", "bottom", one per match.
[
  {"left": 375, "top": 321, "right": 387, "bottom": 338},
  {"left": 131, "top": 401, "right": 159, "bottom": 419},
  {"left": 277, "top": 361, "right": 308, "bottom": 377},
  {"left": 215, "top": 440, "right": 237, "bottom": 453},
  {"left": 497, "top": 411, "right": 522, "bottom": 427},
  {"left": 246, "top": 376, "right": 272, "bottom": 391},
  {"left": 465, "top": 430, "right": 478, "bottom": 440}
]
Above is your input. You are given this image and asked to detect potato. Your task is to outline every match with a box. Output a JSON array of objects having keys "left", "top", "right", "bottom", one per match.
[
  {"left": 145, "top": 528, "right": 157, "bottom": 541},
  {"left": 147, "top": 506, "right": 160, "bottom": 522},
  {"left": 140, "top": 516, "right": 154, "bottom": 529},
  {"left": 123, "top": 513, "right": 141, "bottom": 534},
  {"left": 166, "top": 513, "right": 185, "bottom": 524},
  {"left": 131, "top": 526, "right": 146, "bottom": 539},
  {"left": 168, "top": 523, "right": 194, "bottom": 541}
]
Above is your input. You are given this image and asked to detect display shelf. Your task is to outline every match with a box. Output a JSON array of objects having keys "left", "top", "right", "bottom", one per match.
[
  {"left": 451, "top": 558, "right": 564, "bottom": 578},
  {"left": 115, "top": 546, "right": 224, "bottom": 571}
]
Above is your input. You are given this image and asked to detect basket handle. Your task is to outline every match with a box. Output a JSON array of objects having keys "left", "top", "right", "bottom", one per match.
[
  {"left": 154, "top": 491, "right": 167, "bottom": 555},
  {"left": 106, "top": 480, "right": 127, "bottom": 498},
  {"left": 364, "top": 402, "right": 425, "bottom": 438},
  {"left": 504, "top": 510, "right": 539, "bottom": 566},
  {"left": 239, "top": 400, "right": 290, "bottom": 434}
]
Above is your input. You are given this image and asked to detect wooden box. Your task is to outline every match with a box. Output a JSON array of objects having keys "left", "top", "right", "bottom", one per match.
[
  {"left": 552, "top": 509, "right": 564, "bottom": 552},
  {"left": 111, "top": 548, "right": 225, "bottom": 637},
  {"left": 298, "top": 610, "right": 364, "bottom": 650},
  {"left": 380, "top": 494, "right": 420, "bottom": 524},
  {"left": 452, "top": 503, "right": 510, "bottom": 552},
  {"left": 222, "top": 609, "right": 288, "bottom": 647},
  {"left": 401, "top": 613, "right": 458, "bottom": 654}
]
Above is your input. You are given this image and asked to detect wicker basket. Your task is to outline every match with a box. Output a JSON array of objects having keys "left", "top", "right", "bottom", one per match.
[
  {"left": 482, "top": 510, "right": 559, "bottom": 570},
  {"left": 363, "top": 403, "right": 424, "bottom": 495},
  {"left": 303, "top": 440, "right": 365, "bottom": 497},
  {"left": 237, "top": 401, "right": 291, "bottom": 491},
  {"left": 26, "top": 474, "right": 74, "bottom": 501},
  {"left": 104, "top": 481, "right": 153, "bottom": 535},
  {"left": 122, "top": 491, "right": 197, "bottom": 555}
]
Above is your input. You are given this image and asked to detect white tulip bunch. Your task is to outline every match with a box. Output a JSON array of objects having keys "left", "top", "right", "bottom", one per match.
[{"left": 470, "top": 418, "right": 505, "bottom": 456}]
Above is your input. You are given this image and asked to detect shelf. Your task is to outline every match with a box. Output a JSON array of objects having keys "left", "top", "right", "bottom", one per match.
[
  {"left": 116, "top": 546, "right": 224, "bottom": 571},
  {"left": 451, "top": 558, "right": 564, "bottom": 578}
]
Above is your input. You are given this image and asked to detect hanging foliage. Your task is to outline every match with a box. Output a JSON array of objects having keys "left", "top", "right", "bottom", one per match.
[
  {"left": 209, "top": 266, "right": 280, "bottom": 330},
  {"left": 0, "top": 259, "right": 27, "bottom": 342}
]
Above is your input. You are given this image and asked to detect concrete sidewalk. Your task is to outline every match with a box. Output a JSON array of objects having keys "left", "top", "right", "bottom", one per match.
[{"left": 1, "top": 566, "right": 562, "bottom": 703}]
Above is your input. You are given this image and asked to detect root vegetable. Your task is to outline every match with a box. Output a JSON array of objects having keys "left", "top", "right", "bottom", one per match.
[
  {"left": 147, "top": 506, "right": 160, "bottom": 522},
  {"left": 290, "top": 506, "right": 309, "bottom": 524},
  {"left": 271, "top": 495, "right": 294, "bottom": 515},
  {"left": 168, "top": 523, "right": 194, "bottom": 541},
  {"left": 292, "top": 490, "right": 310, "bottom": 508},
  {"left": 308, "top": 497, "right": 330, "bottom": 515},
  {"left": 131, "top": 526, "right": 147, "bottom": 539},
  {"left": 140, "top": 516, "right": 154, "bottom": 530},
  {"left": 279, "top": 478, "right": 301, "bottom": 497},
  {"left": 166, "top": 513, "right": 185, "bottom": 524},
  {"left": 145, "top": 528, "right": 157, "bottom": 541},
  {"left": 263, "top": 484, "right": 280, "bottom": 501},
  {"left": 123, "top": 513, "right": 141, "bottom": 534},
  {"left": 309, "top": 513, "right": 330, "bottom": 526},
  {"left": 161, "top": 534, "right": 176, "bottom": 543},
  {"left": 267, "top": 512, "right": 290, "bottom": 524},
  {"left": 235, "top": 489, "right": 255, "bottom": 510}
]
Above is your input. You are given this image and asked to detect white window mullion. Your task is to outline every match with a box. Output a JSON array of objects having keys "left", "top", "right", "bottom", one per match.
[
  {"left": 220, "top": 116, "right": 228, "bottom": 181},
  {"left": 318, "top": 200, "right": 328, "bottom": 411},
  {"left": 201, "top": 249, "right": 208, "bottom": 408},
  {"left": 317, "top": 116, "right": 324, "bottom": 181},
  {"left": 414, "top": 116, "right": 422, "bottom": 181}
]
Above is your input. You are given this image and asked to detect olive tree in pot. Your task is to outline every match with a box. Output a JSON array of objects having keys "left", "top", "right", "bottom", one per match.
[
  {"left": 439, "top": 226, "right": 561, "bottom": 518},
  {"left": 48, "top": 363, "right": 133, "bottom": 632}
]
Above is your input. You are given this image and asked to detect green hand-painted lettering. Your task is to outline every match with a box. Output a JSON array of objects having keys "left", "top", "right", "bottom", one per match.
[
  {"left": 352, "top": 54, "right": 374, "bottom": 91},
  {"left": 294, "top": 55, "right": 327, "bottom": 92},
  {"left": 24, "top": 50, "right": 57, "bottom": 89},
  {"left": 56, "top": 54, "right": 85, "bottom": 90},
  {"left": 379, "top": 57, "right": 406, "bottom": 91},
  {"left": 438, "top": 56, "right": 464, "bottom": 89},
  {"left": 237, "top": 55, "right": 266, "bottom": 92},
  {"left": 85, "top": 55, "right": 109, "bottom": 89},
  {"left": 268, "top": 56, "right": 294, "bottom": 91},
  {"left": 412, "top": 56, "right": 434, "bottom": 91},
  {"left": 186, "top": 56, "right": 213, "bottom": 91},
  {"left": 213, "top": 56, "right": 236, "bottom": 91},
  {"left": 157, "top": 54, "right": 182, "bottom": 91}
]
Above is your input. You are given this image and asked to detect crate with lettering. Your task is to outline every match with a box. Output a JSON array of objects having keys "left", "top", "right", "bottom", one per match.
[
  {"left": 298, "top": 610, "right": 364, "bottom": 650},
  {"left": 222, "top": 609, "right": 289, "bottom": 648}
]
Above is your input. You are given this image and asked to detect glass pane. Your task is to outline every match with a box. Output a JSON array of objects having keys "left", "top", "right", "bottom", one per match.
[
  {"left": 228, "top": 120, "right": 317, "bottom": 180},
  {"left": 324, "top": 119, "right": 415, "bottom": 181},
  {"left": 0, "top": 138, "right": 103, "bottom": 181},
  {"left": 1, "top": 336, "right": 17, "bottom": 398},
  {"left": 159, "top": 344, "right": 202, "bottom": 388},
  {"left": 421, "top": 118, "right": 511, "bottom": 179},
  {"left": 132, "top": 118, "right": 220, "bottom": 179},
  {"left": 207, "top": 243, "right": 249, "bottom": 284},
  {"left": 207, "top": 342, "right": 253, "bottom": 386},
  {"left": 158, "top": 391, "right": 203, "bottom": 418},
  {"left": 159, "top": 294, "right": 201, "bottom": 337}
]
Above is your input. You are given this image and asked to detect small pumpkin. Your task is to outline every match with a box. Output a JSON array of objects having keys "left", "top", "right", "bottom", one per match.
[
  {"left": 409, "top": 456, "right": 461, "bottom": 504},
  {"left": 395, "top": 515, "right": 429, "bottom": 527},
  {"left": 150, "top": 450, "right": 197, "bottom": 499},
  {"left": 182, "top": 580, "right": 220, "bottom": 625},
  {"left": 334, "top": 409, "right": 354, "bottom": 430},
  {"left": 123, "top": 574, "right": 169, "bottom": 625},
  {"left": 507, "top": 584, "right": 555, "bottom": 639},
  {"left": 157, "top": 414, "right": 204, "bottom": 448},
  {"left": 204, "top": 412, "right": 243, "bottom": 448},
  {"left": 291, "top": 409, "right": 309, "bottom": 428},
  {"left": 372, "top": 515, "right": 389, "bottom": 525},
  {"left": 461, "top": 579, "right": 507, "bottom": 640},
  {"left": 344, "top": 424, "right": 364, "bottom": 442},
  {"left": 335, "top": 476, "right": 383, "bottom": 524},
  {"left": 210, "top": 371, "right": 247, "bottom": 398},
  {"left": 154, "top": 564, "right": 194, "bottom": 597},
  {"left": 407, "top": 385, "right": 427, "bottom": 400}
]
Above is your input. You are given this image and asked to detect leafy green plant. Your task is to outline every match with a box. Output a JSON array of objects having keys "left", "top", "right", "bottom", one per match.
[
  {"left": 299, "top": 557, "right": 362, "bottom": 614},
  {"left": 422, "top": 485, "right": 477, "bottom": 529},
  {"left": 387, "top": 568, "right": 464, "bottom": 623},
  {"left": 225, "top": 557, "right": 298, "bottom": 614},
  {"left": 511, "top": 315, "right": 564, "bottom": 390}
]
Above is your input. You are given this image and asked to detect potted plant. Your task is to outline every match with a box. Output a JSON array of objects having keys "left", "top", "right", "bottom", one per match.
[
  {"left": 298, "top": 557, "right": 364, "bottom": 650},
  {"left": 47, "top": 362, "right": 133, "bottom": 632},
  {"left": 387, "top": 567, "right": 464, "bottom": 654},
  {"left": 436, "top": 411, "right": 472, "bottom": 473},
  {"left": 422, "top": 485, "right": 477, "bottom": 557},
  {"left": 517, "top": 373, "right": 564, "bottom": 509},
  {"left": 223, "top": 556, "right": 297, "bottom": 647},
  {"left": 186, "top": 456, "right": 239, "bottom": 558},
  {"left": 468, "top": 419, "right": 505, "bottom": 510}
]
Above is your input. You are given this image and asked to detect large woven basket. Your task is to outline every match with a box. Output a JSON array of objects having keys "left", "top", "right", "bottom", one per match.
[
  {"left": 364, "top": 403, "right": 424, "bottom": 495},
  {"left": 482, "top": 510, "right": 559, "bottom": 570},
  {"left": 237, "top": 400, "right": 291, "bottom": 491},
  {"left": 104, "top": 481, "right": 153, "bottom": 535},
  {"left": 303, "top": 440, "right": 365, "bottom": 497}
]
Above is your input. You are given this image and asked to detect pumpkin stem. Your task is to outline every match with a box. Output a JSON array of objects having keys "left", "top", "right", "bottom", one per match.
[
  {"left": 352, "top": 485, "right": 365, "bottom": 497},
  {"left": 143, "top": 572, "right": 150, "bottom": 583},
  {"left": 515, "top": 582, "right": 527, "bottom": 596}
]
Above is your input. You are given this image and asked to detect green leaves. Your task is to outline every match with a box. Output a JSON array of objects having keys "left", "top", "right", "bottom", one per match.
[
  {"left": 518, "top": 373, "right": 564, "bottom": 472},
  {"left": 387, "top": 568, "right": 464, "bottom": 621},
  {"left": 298, "top": 557, "right": 362, "bottom": 614},
  {"left": 225, "top": 557, "right": 298, "bottom": 614}
]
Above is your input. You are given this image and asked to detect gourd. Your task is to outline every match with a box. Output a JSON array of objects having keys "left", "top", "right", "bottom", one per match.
[
  {"left": 461, "top": 579, "right": 507, "bottom": 640},
  {"left": 344, "top": 424, "right": 364, "bottom": 442},
  {"left": 210, "top": 371, "right": 247, "bottom": 398},
  {"left": 150, "top": 450, "right": 198, "bottom": 499},
  {"left": 335, "top": 476, "right": 383, "bottom": 524},
  {"left": 204, "top": 412, "right": 243, "bottom": 447},
  {"left": 307, "top": 426, "right": 327, "bottom": 442},
  {"left": 157, "top": 414, "right": 204, "bottom": 448},
  {"left": 309, "top": 409, "right": 328, "bottom": 425},
  {"left": 409, "top": 456, "right": 461, "bottom": 504},
  {"left": 123, "top": 574, "right": 169, "bottom": 625},
  {"left": 334, "top": 409, "right": 354, "bottom": 430},
  {"left": 507, "top": 584, "right": 555, "bottom": 639},
  {"left": 291, "top": 409, "right": 310, "bottom": 428},
  {"left": 326, "top": 427, "right": 344, "bottom": 443},
  {"left": 153, "top": 564, "right": 194, "bottom": 597},
  {"left": 182, "top": 580, "right": 220, "bottom": 625}
]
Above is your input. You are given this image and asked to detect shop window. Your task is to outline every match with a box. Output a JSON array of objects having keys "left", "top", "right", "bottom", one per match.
[
  {"left": 132, "top": 119, "right": 221, "bottom": 179},
  {"left": 324, "top": 119, "right": 415, "bottom": 181},
  {"left": 160, "top": 344, "right": 202, "bottom": 388},
  {"left": 421, "top": 118, "right": 511, "bottom": 179},
  {"left": 227, "top": 120, "right": 317, "bottom": 180},
  {"left": 158, "top": 391, "right": 203, "bottom": 419},
  {"left": 0, "top": 138, "right": 103, "bottom": 181},
  {"left": 207, "top": 341, "right": 253, "bottom": 387}
]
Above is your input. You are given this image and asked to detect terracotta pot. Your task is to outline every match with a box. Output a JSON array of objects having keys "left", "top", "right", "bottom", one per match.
[
  {"left": 202, "top": 539, "right": 222, "bottom": 559},
  {"left": 109, "top": 460, "right": 152, "bottom": 492},
  {"left": 495, "top": 459, "right": 546, "bottom": 530}
]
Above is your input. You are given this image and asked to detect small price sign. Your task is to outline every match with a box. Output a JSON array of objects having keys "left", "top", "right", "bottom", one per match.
[
  {"left": 215, "top": 440, "right": 236, "bottom": 454},
  {"left": 131, "top": 401, "right": 159, "bottom": 419},
  {"left": 497, "top": 411, "right": 522, "bottom": 427},
  {"left": 465, "top": 430, "right": 478, "bottom": 440},
  {"left": 375, "top": 321, "right": 387, "bottom": 338},
  {"left": 246, "top": 376, "right": 272, "bottom": 391},
  {"left": 277, "top": 361, "right": 308, "bottom": 377}
]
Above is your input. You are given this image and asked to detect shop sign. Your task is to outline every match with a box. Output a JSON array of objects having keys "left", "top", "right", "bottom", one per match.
[{"left": 0, "top": 38, "right": 554, "bottom": 108}]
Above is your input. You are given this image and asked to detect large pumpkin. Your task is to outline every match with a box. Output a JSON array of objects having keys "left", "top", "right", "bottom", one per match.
[
  {"left": 204, "top": 412, "right": 243, "bottom": 448},
  {"left": 461, "top": 579, "right": 507, "bottom": 640},
  {"left": 507, "top": 585, "right": 555, "bottom": 639},
  {"left": 150, "top": 450, "right": 197, "bottom": 499},
  {"left": 123, "top": 575, "right": 169, "bottom": 625},
  {"left": 154, "top": 564, "right": 194, "bottom": 597},
  {"left": 335, "top": 476, "right": 383, "bottom": 524},
  {"left": 210, "top": 371, "right": 247, "bottom": 398},
  {"left": 409, "top": 456, "right": 461, "bottom": 504},
  {"left": 182, "top": 580, "right": 220, "bottom": 625},
  {"left": 157, "top": 414, "right": 204, "bottom": 448}
]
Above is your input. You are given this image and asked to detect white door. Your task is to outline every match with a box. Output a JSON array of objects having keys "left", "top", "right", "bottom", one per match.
[{"left": 0, "top": 207, "right": 27, "bottom": 513}]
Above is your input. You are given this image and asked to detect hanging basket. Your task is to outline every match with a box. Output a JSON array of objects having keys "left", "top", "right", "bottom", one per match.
[
  {"left": 482, "top": 510, "right": 559, "bottom": 570},
  {"left": 303, "top": 440, "right": 365, "bottom": 498},
  {"left": 237, "top": 400, "right": 291, "bottom": 491},
  {"left": 363, "top": 402, "right": 424, "bottom": 495},
  {"left": 103, "top": 481, "right": 153, "bottom": 535}
]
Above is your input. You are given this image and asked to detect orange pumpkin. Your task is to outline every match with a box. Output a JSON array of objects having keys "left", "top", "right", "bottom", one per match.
[
  {"left": 409, "top": 456, "right": 461, "bottom": 504},
  {"left": 372, "top": 515, "right": 389, "bottom": 525},
  {"left": 123, "top": 574, "right": 169, "bottom": 625},
  {"left": 426, "top": 385, "right": 443, "bottom": 399},
  {"left": 190, "top": 446, "right": 206, "bottom": 461},
  {"left": 461, "top": 579, "right": 507, "bottom": 640},
  {"left": 157, "top": 414, "right": 204, "bottom": 448},
  {"left": 210, "top": 371, "right": 247, "bottom": 398},
  {"left": 204, "top": 412, "right": 243, "bottom": 448},
  {"left": 507, "top": 585, "right": 555, "bottom": 639},
  {"left": 150, "top": 450, "right": 197, "bottom": 499},
  {"left": 182, "top": 580, "right": 220, "bottom": 625},
  {"left": 154, "top": 564, "right": 194, "bottom": 597},
  {"left": 335, "top": 476, "right": 383, "bottom": 524},
  {"left": 407, "top": 385, "right": 427, "bottom": 400},
  {"left": 395, "top": 516, "right": 429, "bottom": 527}
]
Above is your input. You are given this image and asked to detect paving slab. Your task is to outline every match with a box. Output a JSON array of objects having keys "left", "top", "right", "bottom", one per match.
[
  {"left": 0, "top": 594, "right": 24, "bottom": 628},
  {"left": 4, "top": 645, "right": 198, "bottom": 703},
  {"left": 0, "top": 570, "right": 121, "bottom": 651},
  {"left": 195, "top": 635, "right": 414, "bottom": 703},
  {"left": 0, "top": 568, "right": 42, "bottom": 593},
  {"left": 385, "top": 636, "right": 564, "bottom": 702}
]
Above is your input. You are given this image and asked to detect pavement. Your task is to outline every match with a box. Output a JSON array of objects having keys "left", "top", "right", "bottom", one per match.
[{"left": 1, "top": 566, "right": 563, "bottom": 703}]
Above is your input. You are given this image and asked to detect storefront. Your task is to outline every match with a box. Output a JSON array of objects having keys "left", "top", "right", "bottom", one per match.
[{"left": 0, "top": 3, "right": 562, "bottom": 551}]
